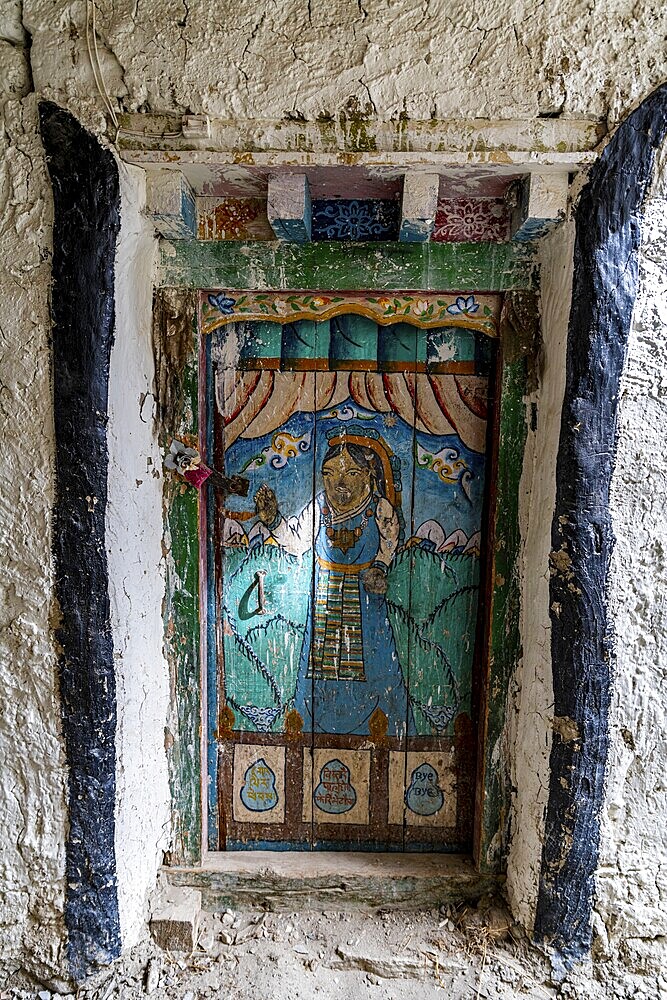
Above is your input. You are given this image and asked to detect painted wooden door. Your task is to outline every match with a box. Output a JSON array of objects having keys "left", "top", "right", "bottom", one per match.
[{"left": 203, "top": 293, "right": 496, "bottom": 852}]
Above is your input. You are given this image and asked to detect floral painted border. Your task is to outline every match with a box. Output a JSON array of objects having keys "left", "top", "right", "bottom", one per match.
[{"left": 200, "top": 291, "right": 501, "bottom": 337}]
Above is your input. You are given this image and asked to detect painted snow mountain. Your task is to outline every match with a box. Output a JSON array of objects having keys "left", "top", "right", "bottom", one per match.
[
  {"left": 221, "top": 514, "right": 481, "bottom": 557},
  {"left": 414, "top": 520, "right": 481, "bottom": 556}
]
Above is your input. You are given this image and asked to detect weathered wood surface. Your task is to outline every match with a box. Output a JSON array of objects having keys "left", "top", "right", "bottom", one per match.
[
  {"left": 474, "top": 296, "right": 530, "bottom": 873},
  {"left": 162, "top": 344, "right": 203, "bottom": 867},
  {"left": 167, "top": 853, "right": 503, "bottom": 910},
  {"left": 158, "top": 240, "right": 536, "bottom": 291},
  {"left": 152, "top": 288, "right": 198, "bottom": 438}
]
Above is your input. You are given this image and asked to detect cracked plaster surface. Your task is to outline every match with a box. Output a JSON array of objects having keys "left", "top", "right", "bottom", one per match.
[
  {"left": 595, "top": 169, "right": 667, "bottom": 977},
  {"left": 16, "top": 0, "right": 667, "bottom": 127}
]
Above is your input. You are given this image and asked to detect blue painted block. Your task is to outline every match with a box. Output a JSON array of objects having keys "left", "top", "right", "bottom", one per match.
[
  {"left": 399, "top": 218, "right": 432, "bottom": 243},
  {"left": 267, "top": 174, "right": 312, "bottom": 242},
  {"left": 145, "top": 170, "right": 197, "bottom": 239},
  {"left": 510, "top": 173, "right": 568, "bottom": 243},
  {"left": 400, "top": 172, "right": 439, "bottom": 243}
]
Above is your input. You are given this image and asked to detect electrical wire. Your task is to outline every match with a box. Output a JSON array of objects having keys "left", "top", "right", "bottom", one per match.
[
  {"left": 90, "top": 0, "right": 119, "bottom": 133},
  {"left": 85, "top": 0, "right": 184, "bottom": 143},
  {"left": 85, "top": 0, "right": 117, "bottom": 132}
]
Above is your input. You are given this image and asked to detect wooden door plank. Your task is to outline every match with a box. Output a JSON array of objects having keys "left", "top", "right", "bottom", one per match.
[
  {"left": 212, "top": 324, "right": 318, "bottom": 848},
  {"left": 309, "top": 317, "right": 418, "bottom": 850},
  {"left": 400, "top": 336, "right": 492, "bottom": 850},
  {"left": 208, "top": 312, "right": 493, "bottom": 855}
]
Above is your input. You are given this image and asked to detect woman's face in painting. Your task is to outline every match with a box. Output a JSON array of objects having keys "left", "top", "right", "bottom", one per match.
[{"left": 322, "top": 447, "right": 373, "bottom": 513}]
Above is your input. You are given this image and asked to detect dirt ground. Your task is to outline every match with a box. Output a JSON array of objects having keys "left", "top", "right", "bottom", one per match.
[{"left": 2, "top": 899, "right": 666, "bottom": 1000}]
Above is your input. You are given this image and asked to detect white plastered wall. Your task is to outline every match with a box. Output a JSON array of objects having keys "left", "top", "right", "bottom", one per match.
[
  {"left": 505, "top": 219, "right": 573, "bottom": 927},
  {"left": 0, "top": 8, "right": 172, "bottom": 973},
  {"left": 0, "top": 67, "right": 67, "bottom": 987},
  {"left": 594, "top": 143, "right": 667, "bottom": 975},
  {"left": 21, "top": 0, "right": 667, "bottom": 125},
  {"left": 107, "top": 160, "right": 171, "bottom": 947}
]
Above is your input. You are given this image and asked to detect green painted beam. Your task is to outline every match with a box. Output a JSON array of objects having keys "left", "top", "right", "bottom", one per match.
[
  {"left": 476, "top": 355, "right": 528, "bottom": 873},
  {"left": 158, "top": 240, "right": 536, "bottom": 292},
  {"left": 163, "top": 351, "right": 203, "bottom": 867}
]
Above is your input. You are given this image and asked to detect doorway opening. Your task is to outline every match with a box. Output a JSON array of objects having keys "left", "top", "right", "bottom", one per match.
[{"left": 200, "top": 291, "right": 501, "bottom": 854}]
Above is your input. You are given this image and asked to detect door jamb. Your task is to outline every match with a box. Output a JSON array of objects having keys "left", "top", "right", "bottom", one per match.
[{"left": 157, "top": 285, "right": 532, "bottom": 874}]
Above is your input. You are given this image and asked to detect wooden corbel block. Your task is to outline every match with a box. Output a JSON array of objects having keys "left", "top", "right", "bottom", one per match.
[
  {"left": 399, "top": 172, "right": 440, "bottom": 243},
  {"left": 267, "top": 174, "right": 312, "bottom": 242},
  {"left": 509, "top": 172, "right": 569, "bottom": 243},
  {"left": 145, "top": 169, "right": 197, "bottom": 239}
]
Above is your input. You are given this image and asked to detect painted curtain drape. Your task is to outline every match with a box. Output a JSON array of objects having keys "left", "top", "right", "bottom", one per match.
[{"left": 216, "top": 317, "right": 489, "bottom": 453}]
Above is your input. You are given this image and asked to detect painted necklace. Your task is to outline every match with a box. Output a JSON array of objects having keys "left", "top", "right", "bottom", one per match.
[{"left": 321, "top": 500, "right": 374, "bottom": 554}]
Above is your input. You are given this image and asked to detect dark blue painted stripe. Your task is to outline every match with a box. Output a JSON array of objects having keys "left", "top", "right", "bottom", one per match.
[
  {"left": 535, "top": 85, "right": 667, "bottom": 970},
  {"left": 39, "top": 102, "right": 121, "bottom": 980}
]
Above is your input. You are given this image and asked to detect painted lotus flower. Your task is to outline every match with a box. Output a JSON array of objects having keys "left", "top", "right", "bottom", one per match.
[
  {"left": 312, "top": 199, "right": 397, "bottom": 241},
  {"left": 447, "top": 295, "right": 479, "bottom": 316},
  {"left": 433, "top": 197, "right": 509, "bottom": 243},
  {"left": 208, "top": 293, "right": 236, "bottom": 314},
  {"left": 414, "top": 299, "right": 430, "bottom": 316}
]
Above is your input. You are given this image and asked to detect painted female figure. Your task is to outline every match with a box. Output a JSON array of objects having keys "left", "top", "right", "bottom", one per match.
[{"left": 254, "top": 428, "right": 414, "bottom": 738}]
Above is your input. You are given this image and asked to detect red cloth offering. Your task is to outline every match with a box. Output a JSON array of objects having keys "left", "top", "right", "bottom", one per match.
[{"left": 183, "top": 466, "right": 212, "bottom": 489}]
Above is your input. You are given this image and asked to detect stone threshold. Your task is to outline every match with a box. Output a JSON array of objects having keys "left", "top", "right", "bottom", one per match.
[{"left": 165, "top": 852, "right": 503, "bottom": 912}]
